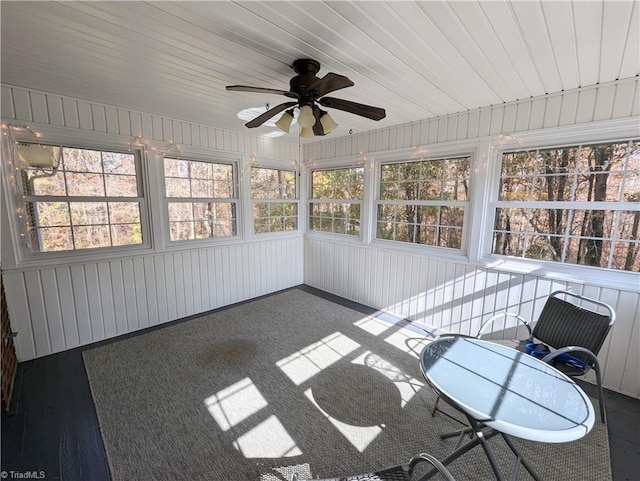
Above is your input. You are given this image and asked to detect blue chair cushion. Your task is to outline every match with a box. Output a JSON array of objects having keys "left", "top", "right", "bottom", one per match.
[{"left": 525, "top": 342, "right": 588, "bottom": 371}]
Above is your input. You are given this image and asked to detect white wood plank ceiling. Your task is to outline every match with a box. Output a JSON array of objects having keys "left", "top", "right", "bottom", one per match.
[{"left": 1, "top": 1, "right": 638, "bottom": 143}]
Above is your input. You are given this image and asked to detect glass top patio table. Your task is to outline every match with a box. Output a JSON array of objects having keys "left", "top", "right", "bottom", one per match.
[{"left": 420, "top": 336, "right": 594, "bottom": 443}]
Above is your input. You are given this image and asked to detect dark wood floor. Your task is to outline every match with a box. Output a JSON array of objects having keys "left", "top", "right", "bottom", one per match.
[{"left": 2, "top": 286, "right": 639, "bottom": 481}]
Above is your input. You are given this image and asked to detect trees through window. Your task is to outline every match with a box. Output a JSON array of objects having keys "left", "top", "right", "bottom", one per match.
[
  {"left": 18, "top": 143, "right": 144, "bottom": 252},
  {"left": 376, "top": 157, "right": 470, "bottom": 249},
  {"left": 251, "top": 167, "right": 298, "bottom": 233},
  {"left": 164, "top": 157, "right": 237, "bottom": 241},
  {"left": 309, "top": 167, "right": 363, "bottom": 236},
  {"left": 493, "top": 140, "right": 640, "bottom": 271}
]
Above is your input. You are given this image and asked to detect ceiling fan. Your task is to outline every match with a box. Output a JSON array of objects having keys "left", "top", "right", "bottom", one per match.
[{"left": 226, "top": 59, "right": 386, "bottom": 137}]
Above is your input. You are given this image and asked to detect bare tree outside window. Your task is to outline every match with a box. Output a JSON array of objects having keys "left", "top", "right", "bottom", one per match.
[
  {"left": 309, "top": 167, "right": 363, "bottom": 236},
  {"left": 377, "top": 157, "right": 470, "bottom": 249},
  {"left": 164, "top": 158, "right": 237, "bottom": 241},
  {"left": 251, "top": 167, "right": 297, "bottom": 233},
  {"left": 493, "top": 140, "right": 640, "bottom": 272},
  {"left": 19, "top": 144, "right": 144, "bottom": 252}
]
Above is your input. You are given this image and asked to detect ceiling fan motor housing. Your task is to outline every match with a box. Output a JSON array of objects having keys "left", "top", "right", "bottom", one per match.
[{"left": 290, "top": 59, "right": 322, "bottom": 105}]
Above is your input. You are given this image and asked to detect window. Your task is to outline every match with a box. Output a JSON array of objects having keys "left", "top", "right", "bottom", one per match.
[
  {"left": 251, "top": 167, "right": 298, "bottom": 233},
  {"left": 492, "top": 140, "right": 640, "bottom": 271},
  {"left": 18, "top": 143, "right": 144, "bottom": 253},
  {"left": 164, "top": 157, "right": 237, "bottom": 241},
  {"left": 376, "top": 157, "right": 470, "bottom": 249},
  {"left": 309, "top": 167, "right": 363, "bottom": 236}
]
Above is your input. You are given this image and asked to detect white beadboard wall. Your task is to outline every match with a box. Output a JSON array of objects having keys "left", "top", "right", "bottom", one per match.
[
  {"left": 1, "top": 84, "right": 304, "bottom": 362},
  {"left": 1, "top": 84, "right": 299, "bottom": 161},
  {"left": 302, "top": 77, "right": 640, "bottom": 398},
  {"left": 304, "top": 239, "right": 640, "bottom": 398},
  {"left": 4, "top": 238, "right": 303, "bottom": 362},
  {"left": 303, "top": 77, "right": 639, "bottom": 161}
]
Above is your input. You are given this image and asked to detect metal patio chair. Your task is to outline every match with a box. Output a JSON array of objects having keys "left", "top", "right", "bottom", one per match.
[
  {"left": 433, "top": 290, "right": 615, "bottom": 424},
  {"left": 291, "top": 453, "right": 456, "bottom": 481}
]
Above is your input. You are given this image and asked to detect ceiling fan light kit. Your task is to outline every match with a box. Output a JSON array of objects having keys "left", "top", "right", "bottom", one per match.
[
  {"left": 227, "top": 58, "right": 385, "bottom": 138},
  {"left": 275, "top": 110, "right": 294, "bottom": 133}
]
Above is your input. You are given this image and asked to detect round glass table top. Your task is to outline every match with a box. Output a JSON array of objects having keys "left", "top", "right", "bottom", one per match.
[{"left": 420, "top": 336, "right": 595, "bottom": 443}]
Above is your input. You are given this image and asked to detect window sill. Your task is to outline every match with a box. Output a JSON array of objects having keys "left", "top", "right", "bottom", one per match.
[{"left": 478, "top": 255, "right": 640, "bottom": 293}]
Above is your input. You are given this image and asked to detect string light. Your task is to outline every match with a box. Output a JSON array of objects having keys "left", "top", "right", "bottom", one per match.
[
  {"left": 2, "top": 123, "right": 42, "bottom": 247},
  {"left": 127, "top": 136, "right": 184, "bottom": 159}
]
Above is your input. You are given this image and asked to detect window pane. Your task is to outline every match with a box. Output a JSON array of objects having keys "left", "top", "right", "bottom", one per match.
[
  {"left": 73, "top": 225, "right": 111, "bottom": 249},
  {"left": 33, "top": 202, "right": 70, "bottom": 227},
  {"left": 63, "top": 148, "right": 102, "bottom": 172},
  {"left": 310, "top": 168, "right": 362, "bottom": 236},
  {"left": 165, "top": 178, "right": 191, "bottom": 197},
  {"left": 66, "top": 172, "right": 105, "bottom": 196},
  {"left": 70, "top": 202, "right": 108, "bottom": 225},
  {"left": 102, "top": 152, "right": 136, "bottom": 175},
  {"left": 377, "top": 157, "right": 470, "bottom": 249},
  {"left": 27, "top": 169, "right": 66, "bottom": 196},
  {"left": 494, "top": 139, "right": 639, "bottom": 271},
  {"left": 251, "top": 168, "right": 296, "bottom": 199},
  {"left": 36, "top": 227, "right": 73, "bottom": 252},
  {"left": 105, "top": 174, "right": 138, "bottom": 197},
  {"left": 111, "top": 223, "right": 142, "bottom": 246},
  {"left": 108, "top": 202, "right": 141, "bottom": 224},
  {"left": 168, "top": 202, "right": 193, "bottom": 222},
  {"left": 19, "top": 143, "right": 145, "bottom": 254},
  {"left": 164, "top": 158, "right": 189, "bottom": 178}
]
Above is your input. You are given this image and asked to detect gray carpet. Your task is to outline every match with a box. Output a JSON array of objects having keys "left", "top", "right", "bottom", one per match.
[{"left": 83, "top": 288, "right": 611, "bottom": 481}]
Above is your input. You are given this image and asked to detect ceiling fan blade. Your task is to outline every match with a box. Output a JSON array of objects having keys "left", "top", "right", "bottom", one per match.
[
  {"left": 245, "top": 101, "right": 297, "bottom": 128},
  {"left": 319, "top": 97, "right": 386, "bottom": 121},
  {"left": 308, "top": 73, "right": 354, "bottom": 98},
  {"left": 312, "top": 106, "right": 325, "bottom": 136},
  {"left": 226, "top": 85, "right": 298, "bottom": 99}
]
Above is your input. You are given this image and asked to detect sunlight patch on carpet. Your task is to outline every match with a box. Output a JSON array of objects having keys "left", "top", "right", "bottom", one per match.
[{"left": 277, "top": 331, "right": 360, "bottom": 385}]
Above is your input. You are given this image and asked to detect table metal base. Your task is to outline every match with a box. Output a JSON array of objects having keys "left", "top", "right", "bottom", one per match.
[{"left": 418, "top": 417, "right": 541, "bottom": 481}]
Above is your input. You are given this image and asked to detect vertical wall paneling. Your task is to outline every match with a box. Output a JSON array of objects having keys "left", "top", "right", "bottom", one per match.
[
  {"left": 543, "top": 95, "right": 562, "bottom": 128},
  {"left": 143, "top": 256, "right": 159, "bottom": 326},
  {"left": 575, "top": 88, "right": 597, "bottom": 123},
  {"left": 83, "top": 263, "right": 105, "bottom": 341},
  {"left": 39, "top": 269, "right": 65, "bottom": 352},
  {"left": 12, "top": 89, "right": 32, "bottom": 121},
  {"left": 152, "top": 116, "right": 164, "bottom": 141},
  {"left": 23, "top": 271, "right": 50, "bottom": 355},
  {"left": 46, "top": 95, "right": 64, "bottom": 126},
  {"left": 1, "top": 86, "right": 15, "bottom": 119},
  {"left": 91, "top": 104, "right": 107, "bottom": 132},
  {"left": 97, "top": 262, "right": 117, "bottom": 338},
  {"left": 117, "top": 109, "right": 132, "bottom": 136},
  {"left": 29, "top": 92, "right": 48, "bottom": 124},
  {"left": 104, "top": 106, "right": 119, "bottom": 134},
  {"left": 593, "top": 83, "right": 616, "bottom": 121},
  {"left": 62, "top": 98, "right": 80, "bottom": 129},
  {"left": 303, "top": 239, "right": 640, "bottom": 397},
  {"left": 77, "top": 101, "right": 93, "bottom": 130},
  {"left": 559, "top": 91, "right": 579, "bottom": 125},
  {"left": 55, "top": 267, "right": 80, "bottom": 348},
  {"left": 70, "top": 265, "right": 92, "bottom": 344},
  {"left": 2, "top": 272, "right": 36, "bottom": 360}
]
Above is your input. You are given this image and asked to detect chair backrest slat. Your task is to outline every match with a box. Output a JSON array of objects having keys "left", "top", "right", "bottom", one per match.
[{"left": 532, "top": 295, "right": 612, "bottom": 363}]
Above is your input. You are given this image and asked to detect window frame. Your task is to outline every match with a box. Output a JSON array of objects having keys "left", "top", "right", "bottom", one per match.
[
  {"left": 3, "top": 129, "right": 152, "bottom": 265},
  {"left": 480, "top": 119, "right": 640, "bottom": 289},
  {"left": 160, "top": 152, "right": 241, "bottom": 246},
  {"left": 367, "top": 146, "right": 477, "bottom": 260},
  {"left": 374, "top": 155, "right": 472, "bottom": 254},
  {"left": 307, "top": 163, "right": 366, "bottom": 240},
  {"left": 249, "top": 164, "right": 300, "bottom": 236}
]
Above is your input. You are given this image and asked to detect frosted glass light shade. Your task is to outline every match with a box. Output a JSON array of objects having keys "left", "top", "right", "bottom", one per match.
[
  {"left": 275, "top": 111, "right": 293, "bottom": 133},
  {"left": 299, "top": 126, "right": 315, "bottom": 138},
  {"left": 297, "top": 105, "right": 316, "bottom": 128},
  {"left": 319, "top": 112, "right": 338, "bottom": 133}
]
